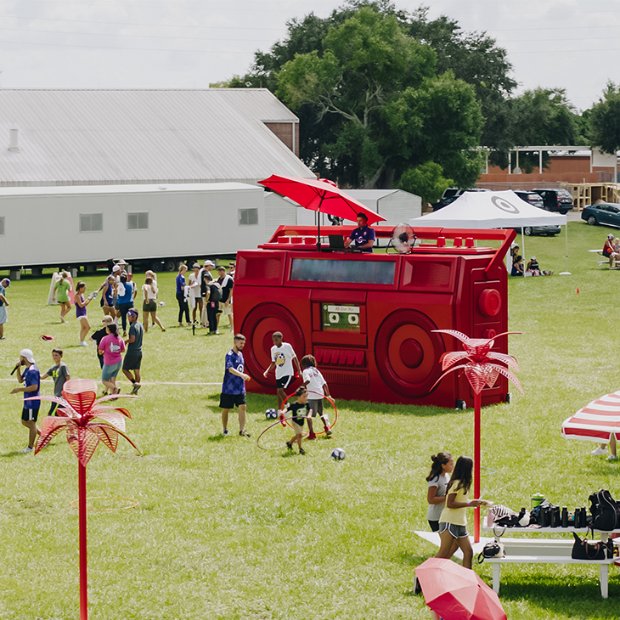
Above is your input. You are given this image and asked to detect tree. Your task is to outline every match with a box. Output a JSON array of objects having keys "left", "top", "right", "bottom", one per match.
[
  {"left": 275, "top": 6, "right": 482, "bottom": 187},
  {"left": 398, "top": 161, "right": 454, "bottom": 204},
  {"left": 223, "top": 2, "right": 511, "bottom": 187},
  {"left": 590, "top": 82, "right": 620, "bottom": 154}
]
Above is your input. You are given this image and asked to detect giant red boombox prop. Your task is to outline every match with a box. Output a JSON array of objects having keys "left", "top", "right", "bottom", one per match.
[{"left": 234, "top": 225, "right": 516, "bottom": 407}]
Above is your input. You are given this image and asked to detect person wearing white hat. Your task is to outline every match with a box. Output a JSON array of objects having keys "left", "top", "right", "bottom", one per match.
[
  {"left": 10, "top": 349, "right": 41, "bottom": 452},
  {"left": 0, "top": 278, "right": 10, "bottom": 339}
]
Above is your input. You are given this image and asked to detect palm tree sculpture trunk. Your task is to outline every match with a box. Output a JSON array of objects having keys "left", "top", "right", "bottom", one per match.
[
  {"left": 432, "top": 330, "right": 522, "bottom": 543},
  {"left": 29, "top": 379, "right": 140, "bottom": 619}
]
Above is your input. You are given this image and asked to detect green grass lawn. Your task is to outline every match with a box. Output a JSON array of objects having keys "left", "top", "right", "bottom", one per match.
[{"left": 1, "top": 221, "right": 620, "bottom": 619}]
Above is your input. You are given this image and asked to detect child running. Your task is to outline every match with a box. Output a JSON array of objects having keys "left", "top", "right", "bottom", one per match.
[
  {"left": 435, "top": 456, "right": 487, "bottom": 569},
  {"left": 301, "top": 354, "right": 332, "bottom": 439},
  {"left": 41, "top": 349, "right": 70, "bottom": 415},
  {"left": 425, "top": 452, "right": 454, "bottom": 532},
  {"left": 10, "top": 349, "right": 41, "bottom": 453},
  {"left": 284, "top": 386, "right": 309, "bottom": 455}
]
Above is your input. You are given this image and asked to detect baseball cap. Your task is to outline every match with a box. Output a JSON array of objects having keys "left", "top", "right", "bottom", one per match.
[
  {"left": 112, "top": 265, "right": 121, "bottom": 273},
  {"left": 19, "top": 348, "right": 35, "bottom": 364},
  {"left": 192, "top": 263, "right": 200, "bottom": 269},
  {"left": 127, "top": 308, "right": 138, "bottom": 317},
  {"left": 116, "top": 259, "right": 128, "bottom": 266},
  {"left": 204, "top": 260, "right": 215, "bottom": 267}
]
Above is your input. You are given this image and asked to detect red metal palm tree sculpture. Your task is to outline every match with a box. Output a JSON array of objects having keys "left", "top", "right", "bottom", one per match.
[
  {"left": 30, "top": 379, "right": 139, "bottom": 620},
  {"left": 432, "top": 330, "right": 521, "bottom": 542}
]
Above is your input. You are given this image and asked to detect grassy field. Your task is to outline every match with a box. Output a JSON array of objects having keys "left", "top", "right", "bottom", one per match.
[{"left": 1, "top": 221, "right": 620, "bottom": 619}]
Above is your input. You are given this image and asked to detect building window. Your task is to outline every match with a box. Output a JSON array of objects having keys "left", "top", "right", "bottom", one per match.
[
  {"left": 128, "top": 212, "right": 149, "bottom": 230},
  {"left": 239, "top": 208, "right": 258, "bottom": 226},
  {"left": 0, "top": 216, "right": 4, "bottom": 235},
  {"left": 79, "top": 213, "right": 103, "bottom": 232}
]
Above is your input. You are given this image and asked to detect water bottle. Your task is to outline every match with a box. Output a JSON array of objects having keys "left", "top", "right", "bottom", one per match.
[{"left": 561, "top": 507, "right": 568, "bottom": 527}]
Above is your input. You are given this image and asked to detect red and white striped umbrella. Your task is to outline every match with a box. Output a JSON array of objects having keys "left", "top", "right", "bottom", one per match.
[{"left": 562, "top": 391, "right": 620, "bottom": 443}]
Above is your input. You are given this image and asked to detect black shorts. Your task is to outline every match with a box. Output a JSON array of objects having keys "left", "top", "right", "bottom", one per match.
[
  {"left": 22, "top": 406, "right": 40, "bottom": 422},
  {"left": 219, "top": 393, "right": 246, "bottom": 409},
  {"left": 276, "top": 375, "right": 293, "bottom": 389},
  {"left": 123, "top": 352, "right": 142, "bottom": 371}
]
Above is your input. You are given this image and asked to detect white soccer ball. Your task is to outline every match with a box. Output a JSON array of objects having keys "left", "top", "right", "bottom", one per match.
[
  {"left": 265, "top": 408, "right": 278, "bottom": 420},
  {"left": 159, "top": 301, "right": 166, "bottom": 307},
  {"left": 331, "top": 448, "right": 346, "bottom": 461}
]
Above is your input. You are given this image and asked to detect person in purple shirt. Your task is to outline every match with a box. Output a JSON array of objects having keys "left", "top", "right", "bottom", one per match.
[
  {"left": 10, "top": 348, "right": 41, "bottom": 453},
  {"left": 175, "top": 264, "right": 190, "bottom": 327},
  {"left": 344, "top": 212, "right": 376, "bottom": 253},
  {"left": 219, "top": 334, "right": 251, "bottom": 438}
]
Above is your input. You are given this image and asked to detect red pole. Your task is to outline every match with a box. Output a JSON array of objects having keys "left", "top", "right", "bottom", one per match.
[
  {"left": 78, "top": 462, "right": 88, "bottom": 620},
  {"left": 473, "top": 391, "right": 482, "bottom": 543}
]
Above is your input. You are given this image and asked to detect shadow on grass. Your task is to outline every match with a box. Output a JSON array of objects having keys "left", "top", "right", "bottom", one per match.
[
  {"left": 207, "top": 434, "right": 226, "bottom": 442},
  {"left": 0, "top": 450, "right": 32, "bottom": 458},
  {"left": 498, "top": 579, "right": 620, "bottom": 617}
]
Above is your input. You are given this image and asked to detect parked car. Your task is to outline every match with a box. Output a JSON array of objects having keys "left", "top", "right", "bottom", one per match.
[
  {"left": 510, "top": 190, "right": 561, "bottom": 236},
  {"left": 581, "top": 202, "right": 620, "bottom": 228},
  {"left": 532, "top": 188, "right": 574, "bottom": 214},
  {"left": 432, "top": 188, "right": 488, "bottom": 211}
]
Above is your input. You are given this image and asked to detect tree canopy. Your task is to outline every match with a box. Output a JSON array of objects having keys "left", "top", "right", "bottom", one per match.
[{"left": 589, "top": 82, "right": 620, "bottom": 154}]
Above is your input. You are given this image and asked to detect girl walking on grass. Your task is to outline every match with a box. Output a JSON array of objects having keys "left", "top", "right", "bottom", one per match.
[
  {"left": 435, "top": 456, "right": 487, "bottom": 569},
  {"left": 425, "top": 452, "right": 454, "bottom": 532},
  {"left": 74, "top": 281, "right": 93, "bottom": 347}
]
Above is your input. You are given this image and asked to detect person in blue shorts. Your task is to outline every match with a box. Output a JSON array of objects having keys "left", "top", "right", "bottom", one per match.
[
  {"left": 10, "top": 348, "right": 41, "bottom": 453},
  {"left": 219, "top": 334, "right": 251, "bottom": 437}
]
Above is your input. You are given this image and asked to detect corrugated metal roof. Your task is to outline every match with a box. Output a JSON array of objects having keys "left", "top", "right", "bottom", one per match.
[
  {"left": 0, "top": 89, "right": 311, "bottom": 186},
  {"left": 0, "top": 182, "right": 259, "bottom": 197}
]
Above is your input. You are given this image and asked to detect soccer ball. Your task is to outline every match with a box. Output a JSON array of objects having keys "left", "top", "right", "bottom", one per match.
[
  {"left": 331, "top": 448, "right": 346, "bottom": 461},
  {"left": 265, "top": 408, "right": 278, "bottom": 420},
  {"left": 159, "top": 301, "right": 166, "bottom": 307}
]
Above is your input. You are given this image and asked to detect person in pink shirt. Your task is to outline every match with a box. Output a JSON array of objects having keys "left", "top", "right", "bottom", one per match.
[{"left": 98, "top": 322, "right": 126, "bottom": 395}]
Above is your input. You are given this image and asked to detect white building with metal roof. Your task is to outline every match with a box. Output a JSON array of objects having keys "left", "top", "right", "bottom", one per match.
[{"left": 0, "top": 89, "right": 313, "bottom": 187}]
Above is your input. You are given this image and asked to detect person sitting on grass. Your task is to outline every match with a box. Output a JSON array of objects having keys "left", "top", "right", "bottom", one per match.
[
  {"left": 434, "top": 456, "right": 488, "bottom": 570},
  {"left": 284, "top": 386, "right": 309, "bottom": 455},
  {"left": 10, "top": 349, "right": 41, "bottom": 453},
  {"left": 41, "top": 349, "right": 70, "bottom": 416},
  {"left": 511, "top": 255, "right": 524, "bottom": 277},
  {"left": 526, "top": 256, "right": 552, "bottom": 276}
]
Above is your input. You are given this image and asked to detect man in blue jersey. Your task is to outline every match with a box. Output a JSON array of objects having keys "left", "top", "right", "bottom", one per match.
[
  {"left": 220, "top": 334, "right": 251, "bottom": 437},
  {"left": 10, "top": 348, "right": 41, "bottom": 453},
  {"left": 344, "top": 212, "right": 375, "bottom": 252}
]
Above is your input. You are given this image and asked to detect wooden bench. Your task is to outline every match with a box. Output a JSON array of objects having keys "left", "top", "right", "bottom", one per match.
[{"left": 485, "top": 536, "right": 617, "bottom": 598}]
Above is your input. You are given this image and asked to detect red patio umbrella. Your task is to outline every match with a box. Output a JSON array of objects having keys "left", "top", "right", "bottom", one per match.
[
  {"left": 258, "top": 174, "right": 385, "bottom": 246},
  {"left": 562, "top": 391, "right": 620, "bottom": 443},
  {"left": 416, "top": 558, "right": 506, "bottom": 620}
]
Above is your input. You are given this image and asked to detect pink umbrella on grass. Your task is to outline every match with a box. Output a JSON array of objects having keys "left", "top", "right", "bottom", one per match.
[{"left": 29, "top": 378, "right": 140, "bottom": 620}]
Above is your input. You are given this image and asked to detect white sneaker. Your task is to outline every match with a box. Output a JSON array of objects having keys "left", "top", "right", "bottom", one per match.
[
  {"left": 19, "top": 447, "right": 33, "bottom": 454},
  {"left": 79, "top": 341, "right": 88, "bottom": 347},
  {"left": 608, "top": 455, "right": 618, "bottom": 462},
  {"left": 591, "top": 447, "right": 607, "bottom": 456}
]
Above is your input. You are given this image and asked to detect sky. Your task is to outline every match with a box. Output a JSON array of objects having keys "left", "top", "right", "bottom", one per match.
[{"left": 0, "top": 0, "right": 618, "bottom": 110}]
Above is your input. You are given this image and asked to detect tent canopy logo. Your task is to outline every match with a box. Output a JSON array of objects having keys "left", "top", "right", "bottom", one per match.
[{"left": 491, "top": 195, "right": 520, "bottom": 214}]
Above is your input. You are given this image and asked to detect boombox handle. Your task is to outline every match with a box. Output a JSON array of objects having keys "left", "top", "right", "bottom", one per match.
[{"left": 263, "top": 226, "right": 517, "bottom": 274}]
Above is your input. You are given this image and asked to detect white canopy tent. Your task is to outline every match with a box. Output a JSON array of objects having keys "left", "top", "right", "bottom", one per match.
[
  {"left": 409, "top": 190, "right": 568, "bottom": 273},
  {"left": 409, "top": 190, "right": 567, "bottom": 229}
]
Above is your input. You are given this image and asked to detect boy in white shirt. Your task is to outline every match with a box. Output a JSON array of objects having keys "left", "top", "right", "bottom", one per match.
[
  {"left": 263, "top": 331, "right": 302, "bottom": 409},
  {"left": 301, "top": 354, "right": 332, "bottom": 439}
]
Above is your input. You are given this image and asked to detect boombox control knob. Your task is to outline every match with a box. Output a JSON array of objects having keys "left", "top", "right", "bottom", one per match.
[{"left": 478, "top": 288, "right": 502, "bottom": 318}]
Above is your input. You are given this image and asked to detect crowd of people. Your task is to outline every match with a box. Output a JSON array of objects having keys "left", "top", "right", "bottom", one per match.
[{"left": 4, "top": 258, "right": 235, "bottom": 452}]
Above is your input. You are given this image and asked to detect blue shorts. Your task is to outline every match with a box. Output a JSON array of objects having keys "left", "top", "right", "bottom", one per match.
[{"left": 102, "top": 362, "right": 122, "bottom": 382}]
